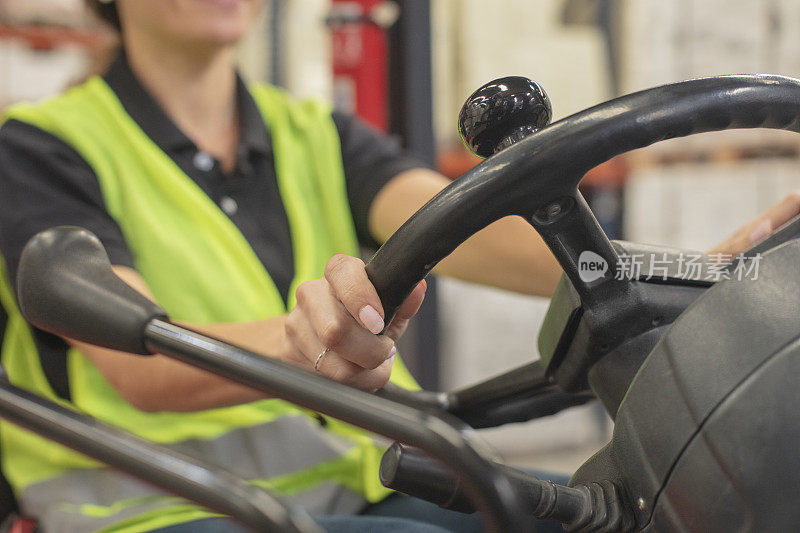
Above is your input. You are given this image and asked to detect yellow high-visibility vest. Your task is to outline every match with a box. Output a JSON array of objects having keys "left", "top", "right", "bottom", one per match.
[{"left": 0, "top": 76, "right": 417, "bottom": 532}]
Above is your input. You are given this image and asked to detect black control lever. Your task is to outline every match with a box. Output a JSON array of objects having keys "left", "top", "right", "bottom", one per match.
[
  {"left": 445, "top": 360, "right": 594, "bottom": 428},
  {"left": 366, "top": 75, "right": 800, "bottom": 323},
  {"left": 16, "top": 226, "right": 168, "bottom": 354},
  {"left": 16, "top": 227, "right": 529, "bottom": 533},
  {"left": 380, "top": 443, "right": 633, "bottom": 531},
  {"left": 381, "top": 361, "right": 595, "bottom": 429}
]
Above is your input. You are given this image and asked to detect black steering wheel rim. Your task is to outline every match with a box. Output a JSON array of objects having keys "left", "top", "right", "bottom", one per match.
[{"left": 367, "top": 74, "right": 800, "bottom": 321}]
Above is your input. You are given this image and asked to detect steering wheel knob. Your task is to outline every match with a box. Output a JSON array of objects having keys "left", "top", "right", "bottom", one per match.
[{"left": 458, "top": 76, "right": 552, "bottom": 159}]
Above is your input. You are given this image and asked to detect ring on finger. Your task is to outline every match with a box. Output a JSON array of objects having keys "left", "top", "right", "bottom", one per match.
[{"left": 314, "top": 347, "right": 330, "bottom": 372}]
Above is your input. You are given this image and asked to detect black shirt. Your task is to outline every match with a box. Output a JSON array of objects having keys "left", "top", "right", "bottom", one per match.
[{"left": 0, "top": 53, "right": 425, "bottom": 399}]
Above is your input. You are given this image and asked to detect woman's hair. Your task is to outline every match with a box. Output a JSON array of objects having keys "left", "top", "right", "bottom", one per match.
[{"left": 86, "top": 0, "right": 121, "bottom": 31}]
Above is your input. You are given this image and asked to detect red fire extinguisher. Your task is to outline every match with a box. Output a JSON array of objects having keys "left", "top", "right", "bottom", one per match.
[{"left": 327, "top": 0, "right": 399, "bottom": 132}]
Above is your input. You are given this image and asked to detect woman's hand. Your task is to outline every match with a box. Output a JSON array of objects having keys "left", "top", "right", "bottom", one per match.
[
  {"left": 283, "top": 254, "right": 427, "bottom": 391},
  {"left": 709, "top": 191, "right": 800, "bottom": 257}
]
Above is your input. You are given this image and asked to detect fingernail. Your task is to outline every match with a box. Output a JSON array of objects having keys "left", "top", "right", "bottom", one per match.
[
  {"left": 385, "top": 345, "right": 397, "bottom": 361},
  {"left": 749, "top": 220, "right": 772, "bottom": 246},
  {"left": 359, "top": 305, "right": 384, "bottom": 335}
]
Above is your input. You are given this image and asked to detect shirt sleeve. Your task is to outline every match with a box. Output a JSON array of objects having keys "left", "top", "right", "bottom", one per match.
[
  {"left": 0, "top": 119, "right": 135, "bottom": 288},
  {"left": 332, "top": 111, "right": 430, "bottom": 248}
]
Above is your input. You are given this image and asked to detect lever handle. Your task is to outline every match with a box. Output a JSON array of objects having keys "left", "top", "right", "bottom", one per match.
[
  {"left": 380, "top": 442, "right": 474, "bottom": 513},
  {"left": 380, "top": 442, "right": 631, "bottom": 529},
  {"left": 16, "top": 226, "right": 167, "bottom": 354}
]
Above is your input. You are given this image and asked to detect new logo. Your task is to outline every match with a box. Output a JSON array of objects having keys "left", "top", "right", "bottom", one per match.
[{"left": 578, "top": 251, "right": 608, "bottom": 283}]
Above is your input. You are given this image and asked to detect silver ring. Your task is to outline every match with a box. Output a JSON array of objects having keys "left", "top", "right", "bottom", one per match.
[{"left": 314, "top": 347, "right": 330, "bottom": 372}]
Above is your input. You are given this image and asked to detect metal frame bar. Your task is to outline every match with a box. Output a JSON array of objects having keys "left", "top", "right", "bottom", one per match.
[
  {"left": 0, "top": 377, "right": 317, "bottom": 533},
  {"left": 143, "top": 319, "right": 528, "bottom": 532}
]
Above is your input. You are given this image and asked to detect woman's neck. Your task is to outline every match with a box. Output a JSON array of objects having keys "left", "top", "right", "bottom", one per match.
[{"left": 124, "top": 35, "right": 240, "bottom": 173}]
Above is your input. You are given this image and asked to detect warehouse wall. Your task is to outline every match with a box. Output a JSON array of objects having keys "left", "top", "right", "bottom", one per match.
[{"left": 431, "top": 0, "right": 611, "bottom": 147}]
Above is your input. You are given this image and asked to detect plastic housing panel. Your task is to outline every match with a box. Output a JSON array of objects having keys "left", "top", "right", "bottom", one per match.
[{"left": 571, "top": 240, "right": 800, "bottom": 530}]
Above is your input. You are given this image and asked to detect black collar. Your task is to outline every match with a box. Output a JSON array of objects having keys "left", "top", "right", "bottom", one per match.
[{"left": 102, "top": 51, "right": 272, "bottom": 158}]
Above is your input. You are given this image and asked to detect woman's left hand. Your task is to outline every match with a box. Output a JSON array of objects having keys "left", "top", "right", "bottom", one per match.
[{"left": 282, "top": 255, "right": 427, "bottom": 391}]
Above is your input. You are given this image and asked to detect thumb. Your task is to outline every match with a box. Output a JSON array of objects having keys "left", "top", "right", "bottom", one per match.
[{"left": 384, "top": 279, "right": 427, "bottom": 341}]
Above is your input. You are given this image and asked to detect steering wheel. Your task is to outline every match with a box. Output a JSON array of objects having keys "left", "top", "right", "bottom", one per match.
[
  {"left": 364, "top": 74, "right": 800, "bottom": 531},
  {"left": 366, "top": 74, "right": 800, "bottom": 402}
]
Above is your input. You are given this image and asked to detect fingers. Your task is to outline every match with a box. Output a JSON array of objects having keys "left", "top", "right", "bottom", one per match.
[
  {"left": 316, "top": 349, "right": 394, "bottom": 391},
  {"left": 708, "top": 220, "right": 764, "bottom": 258},
  {"left": 709, "top": 191, "right": 800, "bottom": 257},
  {"left": 288, "top": 267, "right": 396, "bottom": 390},
  {"left": 295, "top": 277, "right": 395, "bottom": 369},
  {"left": 323, "top": 255, "right": 428, "bottom": 340},
  {"left": 283, "top": 254, "right": 430, "bottom": 390},
  {"left": 763, "top": 191, "right": 800, "bottom": 232},
  {"left": 324, "top": 255, "right": 386, "bottom": 334},
  {"left": 284, "top": 302, "right": 393, "bottom": 391}
]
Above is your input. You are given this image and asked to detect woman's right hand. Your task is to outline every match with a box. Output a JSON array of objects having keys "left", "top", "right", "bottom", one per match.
[
  {"left": 282, "top": 254, "right": 427, "bottom": 391},
  {"left": 708, "top": 191, "right": 800, "bottom": 257}
]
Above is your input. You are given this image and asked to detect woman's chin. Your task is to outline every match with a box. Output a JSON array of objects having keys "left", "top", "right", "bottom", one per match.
[
  {"left": 184, "top": 24, "right": 251, "bottom": 49},
  {"left": 170, "top": 0, "right": 261, "bottom": 48}
]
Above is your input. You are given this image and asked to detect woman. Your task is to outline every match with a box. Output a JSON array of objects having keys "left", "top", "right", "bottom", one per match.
[
  {"left": 0, "top": 1, "right": 796, "bottom": 531},
  {"left": 0, "top": 1, "right": 564, "bottom": 531}
]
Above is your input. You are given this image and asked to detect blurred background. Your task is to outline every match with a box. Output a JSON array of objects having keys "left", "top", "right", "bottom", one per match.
[{"left": 1, "top": 0, "right": 798, "bottom": 475}]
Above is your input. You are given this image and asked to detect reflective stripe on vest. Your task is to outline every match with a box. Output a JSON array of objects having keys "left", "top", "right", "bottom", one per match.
[
  {"left": 1, "top": 76, "right": 419, "bottom": 532},
  {"left": 20, "top": 417, "right": 369, "bottom": 532},
  {"left": 26, "top": 476, "right": 364, "bottom": 533}
]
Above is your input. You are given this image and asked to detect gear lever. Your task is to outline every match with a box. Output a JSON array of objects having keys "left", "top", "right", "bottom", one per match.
[{"left": 458, "top": 76, "right": 552, "bottom": 158}]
